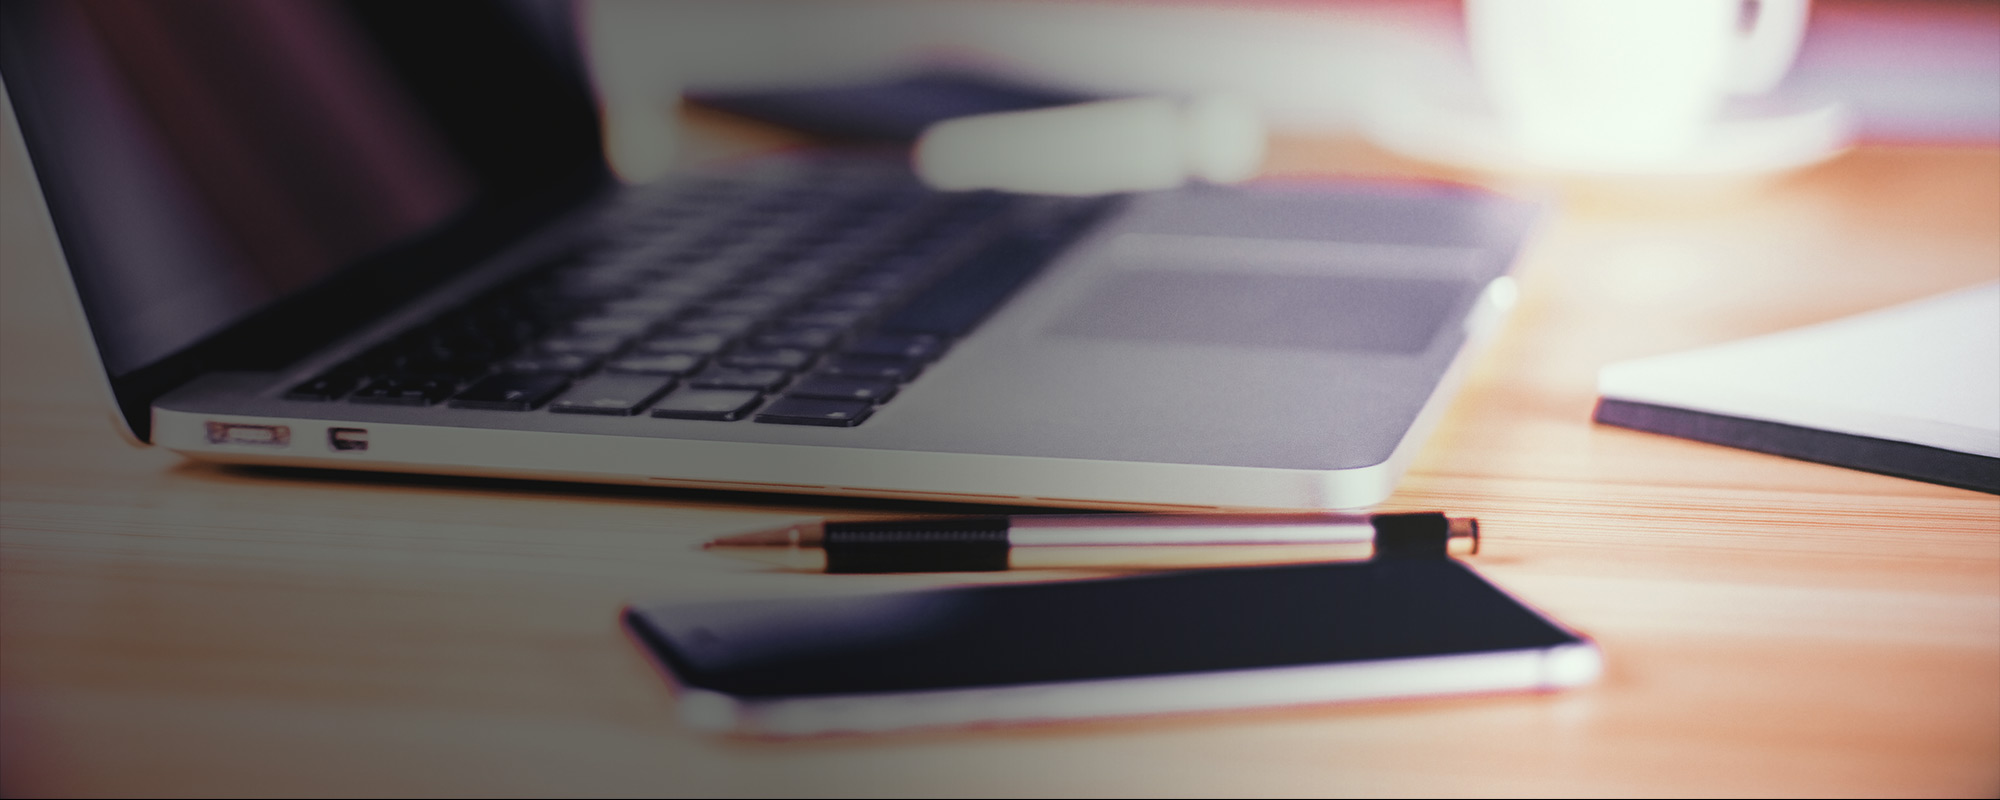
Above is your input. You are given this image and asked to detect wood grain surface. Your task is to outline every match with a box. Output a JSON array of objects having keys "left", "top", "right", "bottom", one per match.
[{"left": 3, "top": 103, "right": 1996, "bottom": 796}]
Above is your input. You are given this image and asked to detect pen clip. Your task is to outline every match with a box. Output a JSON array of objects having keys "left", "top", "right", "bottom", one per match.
[
  {"left": 823, "top": 517, "right": 1011, "bottom": 573},
  {"left": 1370, "top": 512, "right": 1459, "bottom": 560}
]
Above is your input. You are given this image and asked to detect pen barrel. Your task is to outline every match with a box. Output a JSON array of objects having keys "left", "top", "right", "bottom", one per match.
[
  {"left": 1008, "top": 515, "right": 1375, "bottom": 546},
  {"left": 1008, "top": 541, "right": 1379, "bottom": 571},
  {"left": 815, "top": 512, "right": 1463, "bottom": 573},
  {"left": 822, "top": 517, "right": 1011, "bottom": 574}
]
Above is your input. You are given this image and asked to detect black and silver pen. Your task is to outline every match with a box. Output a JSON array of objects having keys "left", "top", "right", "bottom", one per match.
[{"left": 703, "top": 511, "right": 1479, "bottom": 573}]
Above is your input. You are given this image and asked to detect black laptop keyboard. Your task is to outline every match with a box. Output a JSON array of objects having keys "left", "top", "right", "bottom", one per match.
[{"left": 281, "top": 163, "right": 1116, "bottom": 427}]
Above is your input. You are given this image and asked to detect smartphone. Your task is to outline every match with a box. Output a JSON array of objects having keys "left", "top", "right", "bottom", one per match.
[{"left": 622, "top": 560, "right": 1600, "bottom": 736}]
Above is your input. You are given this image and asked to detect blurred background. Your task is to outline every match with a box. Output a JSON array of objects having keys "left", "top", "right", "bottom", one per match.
[{"left": 582, "top": 0, "right": 1999, "bottom": 180}]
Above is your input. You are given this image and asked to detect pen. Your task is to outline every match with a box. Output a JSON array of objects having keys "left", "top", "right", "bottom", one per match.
[{"left": 703, "top": 511, "right": 1478, "bottom": 573}]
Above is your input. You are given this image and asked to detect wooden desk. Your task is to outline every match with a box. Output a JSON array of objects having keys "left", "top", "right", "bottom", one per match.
[{"left": 3, "top": 113, "right": 1996, "bottom": 795}]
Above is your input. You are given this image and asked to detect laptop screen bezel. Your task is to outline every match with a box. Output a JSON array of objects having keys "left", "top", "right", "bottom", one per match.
[{"left": 0, "top": 0, "right": 614, "bottom": 443}]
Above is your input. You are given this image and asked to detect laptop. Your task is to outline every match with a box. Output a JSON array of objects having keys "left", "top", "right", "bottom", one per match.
[{"left": 0, "top": 1, "right": 1537, "bottom": 511}]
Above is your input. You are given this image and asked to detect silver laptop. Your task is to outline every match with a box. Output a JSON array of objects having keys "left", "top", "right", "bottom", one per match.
[{"left": 0, "top": 0, "right": 1536, "bottom": 510}]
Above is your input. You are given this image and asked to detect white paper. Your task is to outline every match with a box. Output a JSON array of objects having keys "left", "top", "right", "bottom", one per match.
[{"left": 1598, "top": 282, "right": 2000, "bottom": 458}]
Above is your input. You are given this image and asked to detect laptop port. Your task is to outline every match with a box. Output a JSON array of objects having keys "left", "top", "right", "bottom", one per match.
[
  {"left": 205, "top": 422, "right": 290, "bottom": 446},
  {"left": 328, "top": 427, "right": 369, "bottom": 452}
]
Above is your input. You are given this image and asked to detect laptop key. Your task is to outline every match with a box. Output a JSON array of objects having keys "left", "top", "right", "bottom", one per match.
[
  {"left": 810, "top": 289, "right": 891, "bottom": 312},
  {"left": 284, "top": 372, "right": 363, "bottom": 401},
  {"left": 569, "top": 315, "right": 658, "bottom": 337},
  {"left": 549, "top": 374, "right": 676, "bottom": 416},
  {"left": 720, "top": 348, "right": 815, "bottom": 371},
  {"left": 501, "top": 353, "right": 601, "bottom": 375},
  {"left": 818, "top": 356, "right": 922, "bottom": 383},
  {"left": 408, "top": 355, "right": 495, "bottom": 381},
  {"left": 673, "top": 313, "right": 762, "bottom": 337},
  {"left": 605, "top": 353, "right": 704, "bottom": 375},
  {"left": 348, "top": 344, "right": 449, "bottom": 376},
  {"left": 754, "top": 397, "right": 874, "bottom": 427},
  {"left": 638, "top": 332, "right": 731, "bottom": 355},
  {"left": 350, "top": 376, "right": 458, "bottom": 406},
  {"left": 780, "top": 308, "right": 868, "bottom": 330},
  {"left": 449, "top": 373, "right": 571, "bottom": 411},
  {"left": 751, "top": 329, "right": 839, "bottom": 350},
  {"left": 704, "top": 295, "right": 791, "bottom": 316},
  {"left": 787, "top": 376, "right": 897, "bottom": 404},
  {"left": 637, "top": 279, "right": 721, "bottom": 300},
  {"left": 689, "top": 366, "right": 791, "bottom": 392},
  {"left": 602, "top": 296, "right": 692, "bottom": 317},
  {"left": 651, "top": 388, "right": 763, "bottom": 421},
  {"left": 535, "top": 334, "right": 628, "bottom": 356},
  {"left": 842, "top": 333, "right": 945, "bottom": 361}
]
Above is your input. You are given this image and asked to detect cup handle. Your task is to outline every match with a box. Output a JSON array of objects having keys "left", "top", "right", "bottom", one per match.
[{"left": 1728, "top": 0, "right": 1810, "bottom": 95}]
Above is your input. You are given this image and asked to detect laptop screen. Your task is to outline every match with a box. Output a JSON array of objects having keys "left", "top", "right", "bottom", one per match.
[{"left": 2, "top": 0, "right": 606, "bottom": 437}]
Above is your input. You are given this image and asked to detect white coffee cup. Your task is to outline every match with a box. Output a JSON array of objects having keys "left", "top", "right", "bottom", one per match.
[{"left": 1466, "top": 0, "right": 1809, "bottom": 170}]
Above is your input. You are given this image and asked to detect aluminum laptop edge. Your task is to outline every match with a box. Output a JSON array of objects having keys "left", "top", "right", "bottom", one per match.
[{"left": 0, "top": 1, "right": 1539, "bottom": 511}]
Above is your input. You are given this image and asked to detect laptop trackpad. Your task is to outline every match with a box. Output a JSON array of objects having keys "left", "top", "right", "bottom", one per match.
[{"left": 1046, "top": 271, "right": 1464, "bottom": 354}]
